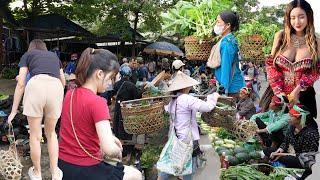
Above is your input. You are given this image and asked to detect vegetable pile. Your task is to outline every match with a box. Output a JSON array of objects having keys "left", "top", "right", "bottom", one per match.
[
  {"left": 140, "top": 145, "right": 164, "bottom": 169},
  {"left": 221, "top": 165, "right": 305, "bottom": 180},
  {"left": 198, "top": 113, "right": 305, "bottom": 179},
  {"left": 198, "top": 115, "right": 262, "bottom": 166}
]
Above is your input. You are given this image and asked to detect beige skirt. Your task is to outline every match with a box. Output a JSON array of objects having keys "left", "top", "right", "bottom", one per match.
[{"left": 23, "top": 74, "right": 64, "bottom": 119}]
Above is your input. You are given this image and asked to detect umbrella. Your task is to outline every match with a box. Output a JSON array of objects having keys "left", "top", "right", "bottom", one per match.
[{"left": 143, "top": 41, "right": 184, "bottom": 57}]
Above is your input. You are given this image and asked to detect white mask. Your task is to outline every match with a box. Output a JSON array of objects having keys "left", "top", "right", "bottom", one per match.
[{"left": 214, "top": 24, "right": 225, "bottom": 35}]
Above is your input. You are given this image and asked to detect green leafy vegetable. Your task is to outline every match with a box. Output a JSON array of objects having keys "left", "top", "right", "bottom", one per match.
[{"left": 161, "top": 0, "right": 232, "bottom": 40}]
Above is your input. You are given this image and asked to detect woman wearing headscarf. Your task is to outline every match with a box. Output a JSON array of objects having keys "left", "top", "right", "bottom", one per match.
[
  {"left": 263, "top": 105, "right": 319, "bottom": 179},
  {"left": 250, "top": 95, "right": 290, "bottom": 148}
]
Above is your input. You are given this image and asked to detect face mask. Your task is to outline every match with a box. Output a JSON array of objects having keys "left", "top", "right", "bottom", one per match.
[{"left": 214, "top": 24, "right": 225, "bottom": 35}]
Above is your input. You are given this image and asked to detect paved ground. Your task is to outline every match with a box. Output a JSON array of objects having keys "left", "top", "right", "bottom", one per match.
[{"left": 193, "top": 135, "right": 221, "bottom": 180}]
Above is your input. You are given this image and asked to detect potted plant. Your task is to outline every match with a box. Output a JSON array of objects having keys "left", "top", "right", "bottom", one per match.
[{"left": 161, "top": 0, "right": 232, "bottom": 61}]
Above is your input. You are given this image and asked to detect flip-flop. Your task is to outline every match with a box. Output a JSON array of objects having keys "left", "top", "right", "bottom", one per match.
[{"left": 28, "top": 167, "right": 42, "bottom": 180}]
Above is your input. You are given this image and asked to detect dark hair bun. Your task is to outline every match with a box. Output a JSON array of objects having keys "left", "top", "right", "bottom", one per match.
[{"left": 219, "top": 11, "right": 240, "bottom": 32}]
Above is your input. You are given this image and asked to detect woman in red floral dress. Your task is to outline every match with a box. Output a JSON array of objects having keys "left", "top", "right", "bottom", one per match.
[{"left": 261, "top": 0, "right": 320, "bottom": 118}]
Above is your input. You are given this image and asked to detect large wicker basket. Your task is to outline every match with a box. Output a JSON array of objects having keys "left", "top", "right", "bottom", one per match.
[
  {"left": 184, "top": 36, "right": 214, "bottom": 61},
  {"left": 231, "top": 120, "right": 258, "bottom": 141},
  {"left": 240, "top": 34, "right": 266, "bottom": 64},
  {"left": 201, "top": 98, "right": 236, "bottom": 130},
  {"left": 121, "top": 99, "right": 165, "bottom": 134}
]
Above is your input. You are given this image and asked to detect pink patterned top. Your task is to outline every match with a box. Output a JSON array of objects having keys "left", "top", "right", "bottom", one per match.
[{"left": 266, "top": 55, "right": 320, "bottom": 95}]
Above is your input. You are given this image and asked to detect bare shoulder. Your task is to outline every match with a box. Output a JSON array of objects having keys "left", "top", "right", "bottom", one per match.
[
  {"left": 274, "top": 30, "right": 284, "bottom": 41},
  {"left": 317, "top": 37, "right": 320, "bottom": 52}
]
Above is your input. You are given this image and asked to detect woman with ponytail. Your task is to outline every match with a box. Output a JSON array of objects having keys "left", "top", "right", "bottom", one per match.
[
  {"left": 262, "top": 0, "right": 320, "bottom": 117},
  {"left": 58, "top": 48, "right": 141, "bottom": 180}
]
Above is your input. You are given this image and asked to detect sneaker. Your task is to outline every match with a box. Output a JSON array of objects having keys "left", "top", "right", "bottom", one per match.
[
  {"left": 28, "top": 167, "right": 42, "bottom": 180},
  {"left": 52, "top": 168, "right": 63, "bottom": 180}
]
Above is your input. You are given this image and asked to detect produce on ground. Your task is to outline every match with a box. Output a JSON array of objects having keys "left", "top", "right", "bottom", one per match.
[
  {"left": 140, "top": 145, "right": 164, "bottom": 169},
  {"left": 221, "top": 165, "right": 305, "bottom": 180}
]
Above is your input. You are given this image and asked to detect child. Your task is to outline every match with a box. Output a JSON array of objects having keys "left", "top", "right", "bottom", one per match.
[
  {"left": 250, "top": 95, "right": 290, "bottom": 148},
  {"left": 236, "top": 87, "right": 256, "bottom": 120}
]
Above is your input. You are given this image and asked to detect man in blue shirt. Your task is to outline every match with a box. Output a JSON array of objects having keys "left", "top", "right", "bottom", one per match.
[
  {"left": 137, "top": 57, "right": 148, "bottom": 82},
  {"left": 65, "top": 53, "right": 78, "bottom": 75}
]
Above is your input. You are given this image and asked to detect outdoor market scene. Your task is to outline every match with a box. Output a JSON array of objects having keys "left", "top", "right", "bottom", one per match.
[{"left": 0, "top": 0, "right": 320, "bottom": 179}]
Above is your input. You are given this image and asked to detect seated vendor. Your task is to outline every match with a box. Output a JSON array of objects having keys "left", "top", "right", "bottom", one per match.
[
  {"left": 236, "top": 87, "right": 256, "bottom": 120},
  {"left": 262, "top": 105, "right": 319, "bottom": 179},
  {"left": 250, "top": 95, "right": 290, "bottom": 147}
]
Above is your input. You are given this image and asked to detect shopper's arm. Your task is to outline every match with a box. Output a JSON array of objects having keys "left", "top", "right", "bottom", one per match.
[
  {"left": 96, "top": 121, "right": 123, "bottom": 159},
  {"left": 8, "top": 67, "right": 28, "bottom": 124},
  {"left": 59, "top": 68, "right": 66, "bottom": 87}
]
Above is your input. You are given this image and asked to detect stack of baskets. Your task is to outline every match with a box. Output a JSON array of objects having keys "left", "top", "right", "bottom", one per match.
[
  {"left": 201, "top": 98, "right": 236, "bottom": 131},
  {"left": 184, "top": 36, "right": 214, "bottom": 61},
  {"left": 240, "top": 34, "right": 266, "bottom": 63},
  {"left": 121, "top": 98, "right": 166, "bottom": 135}
]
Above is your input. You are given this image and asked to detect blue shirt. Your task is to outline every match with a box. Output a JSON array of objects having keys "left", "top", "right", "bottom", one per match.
[
  {"left": 214, "top": 33, "right": 245, "bottom": 94},
  {"left": 65, "top": 61, "right": 77, "bottom": 75}
]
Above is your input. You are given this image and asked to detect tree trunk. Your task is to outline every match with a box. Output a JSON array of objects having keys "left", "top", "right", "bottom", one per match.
[
  {"left": 0, "top": 12, "right": 3, "bottom": 71},
  {"left": 131, "top": 1, "right": 146, "bottom": 58},
  {"left": 131, "top": 11, "right": 139, "bottom": 58}
]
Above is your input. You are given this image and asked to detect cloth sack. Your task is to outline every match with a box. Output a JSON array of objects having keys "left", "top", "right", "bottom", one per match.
[
  {"left": 156, "top": 99, "right": 193, "bottom": 176},
  {"left": 207, "top": 39, "right": 222, "bottom": 69},
  {"left": 298, "top": 152, "right": 318, "bottom": 169},
  {"left": 156, "top": 125, "right": 193, "bottom": 176}
]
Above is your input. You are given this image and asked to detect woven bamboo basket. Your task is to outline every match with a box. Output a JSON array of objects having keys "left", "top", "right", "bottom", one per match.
[
  {"left": 184, "top": 36, "right": 214, "bottom": 61},
  {"left": 142, "top": 92, "right": 171, "bottom": 105},
  {"left": 201, "top": 98, "right": 236, "bottom": 131},
  {"left": 240, "top": 34, "right": 266, "bottom": 63},
  {"left": 231, "top": 120, "right": 258, "bottom": 141},
  {"left": 121, "top": 99, "right": 165, "bottom": 134}
]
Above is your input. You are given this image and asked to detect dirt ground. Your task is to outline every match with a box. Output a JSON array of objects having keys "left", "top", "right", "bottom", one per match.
[
  {"left": 0, "top": 79, "right": 16, "bottom": 95},
  {"left": 0, "top": 143, "right": 51, "bottom": 180}
]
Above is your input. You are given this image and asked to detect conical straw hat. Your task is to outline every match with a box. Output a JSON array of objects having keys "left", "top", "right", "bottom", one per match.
[{"left": 167, "top": 71, "right": 200, "bottom": 92}]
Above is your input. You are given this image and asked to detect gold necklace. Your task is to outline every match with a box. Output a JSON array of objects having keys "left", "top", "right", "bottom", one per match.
[{"left": 291, "top": 34, "right": 306, "bottom": 48}]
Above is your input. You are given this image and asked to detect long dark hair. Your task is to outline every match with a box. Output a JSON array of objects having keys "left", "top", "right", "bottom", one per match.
[
  {"left": 75, "top": 48, "right": 120, "bottom": 86},
  {"left": 273, "top": 0, "right": 318, "bottom": 68}
]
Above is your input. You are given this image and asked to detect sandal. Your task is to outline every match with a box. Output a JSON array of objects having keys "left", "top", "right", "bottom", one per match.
[
  {"left": 52, "top": 168, "right": 63, "bottom": 180},
  {"left": 28, "top": 167, "right": 42, "bottom": 180}
]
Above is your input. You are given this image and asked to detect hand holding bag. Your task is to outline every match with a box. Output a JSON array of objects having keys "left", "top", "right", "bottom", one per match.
[
  {"left": 0, "top": 124, "right": 23, "bottom": 180},
  {"left": 156, "top": 98, "right": 193, "bottom": 176}
]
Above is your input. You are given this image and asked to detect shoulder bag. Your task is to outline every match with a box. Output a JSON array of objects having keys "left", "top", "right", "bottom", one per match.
[{"left": 156, "top": 97, "right": 193, "bottom": 176}]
